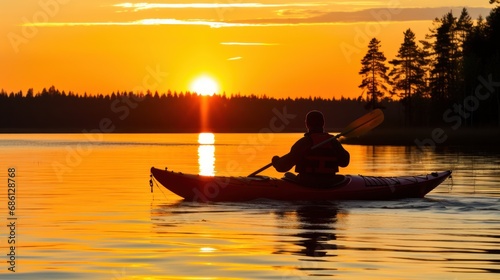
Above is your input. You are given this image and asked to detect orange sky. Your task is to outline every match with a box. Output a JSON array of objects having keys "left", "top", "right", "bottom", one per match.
[{"left": 0, "top": 1, "right": 494, "bottom": 99}]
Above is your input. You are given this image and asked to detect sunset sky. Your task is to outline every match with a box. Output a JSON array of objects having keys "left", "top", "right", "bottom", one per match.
[{"left": 1, "top": 0, "right": 494, "bottom": 99}]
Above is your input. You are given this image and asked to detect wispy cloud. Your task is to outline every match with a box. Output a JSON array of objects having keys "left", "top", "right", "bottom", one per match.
[
  {"left": 22, "top": 19, "right": 337, "bottom": 28},
  {"left": 114, "top": 2, "right": 327, "bottom": 11},
  {"left": 22, "top": 19, "right": 253, "bottom": 28},
  {"left": 233, "top": 7, "right": 492, "bottom": 24},
  {"left": 329, "top": 1, "right": 387, "bottom": 7},
  {"left": 276, "top": 9, "right": 324, "bottom": 17},
  {"left": 22, "top": 7, "right": 492, "bottom": 28},
  {"left": 227, "top": 56, "right": 242, "bottom": 61}
]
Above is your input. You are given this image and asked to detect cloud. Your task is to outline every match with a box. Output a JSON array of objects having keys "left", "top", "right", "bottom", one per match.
[
  {"left": 23, "top": 19, "right": 328, "bottom": 28},
  {"left": 231, "top": 7, "right": 492, "bottom": 24},
  {"left": 114, "top": 2, "right": 327, "bottom": 11},
  {"left": 23, "top": 7, "right": 492, "bottom": 28},
  {"left": 22, "top": 19, "right": 253, "bottom": 28},
  {"left": 227, "top": 56, "right": 242, "bottom": 61},
  {"left": 276, "top": 9, "right": 325, "bottom": 18}
]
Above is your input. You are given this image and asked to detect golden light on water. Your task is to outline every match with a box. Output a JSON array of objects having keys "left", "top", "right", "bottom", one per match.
[
  {"left": 198, "top": 133, "right": 215, "bottom": 176},
  {"left": 198, "top": 132, "right": 215, "bottom": 145},
  {"left": 2, "top": 133, "right": 499, "bottom": 278},
  {"left": 200, "top": 247, "right": 217, "bottom": 253}
]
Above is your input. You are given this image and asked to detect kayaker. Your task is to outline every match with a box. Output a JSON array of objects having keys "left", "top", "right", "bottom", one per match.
[{"left": 271, "top": 110, "right": 350, "bottom": 185}]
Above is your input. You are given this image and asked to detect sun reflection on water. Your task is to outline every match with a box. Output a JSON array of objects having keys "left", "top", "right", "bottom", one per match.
[
  {"left": 198, "top": 133, "right": 215, "bottom": 176},
  {"left": 200, "top": 247, "right": 217, "bottom": 253}
]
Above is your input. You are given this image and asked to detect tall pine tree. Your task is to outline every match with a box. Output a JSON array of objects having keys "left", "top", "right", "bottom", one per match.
[
  {"left": 389, "top": 29, "right": 428, "bottom": 125},
  {"left": 359, "top": 38, "right": 391, "bottom": 110},
  {"left": 425, "top": 9, "right": 473, "bottom": 120}
]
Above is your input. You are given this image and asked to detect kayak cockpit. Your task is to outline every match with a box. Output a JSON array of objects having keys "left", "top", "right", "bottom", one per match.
[
  {"left": 281, "top": 172, "right": 351, "bottom": 189},
  {"left": 246, "top": 175, "right": 272, "bottom": 181}
]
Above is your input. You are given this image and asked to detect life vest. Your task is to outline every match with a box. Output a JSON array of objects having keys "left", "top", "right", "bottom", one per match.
[{"left": 295, "top": 133, "right": 340, "bottom": 174}]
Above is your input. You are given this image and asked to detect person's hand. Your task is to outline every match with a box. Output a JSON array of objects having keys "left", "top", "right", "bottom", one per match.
[
  {"left": 272, "top": 155, "right": 280, "bottom": 164},
  {"left": 331, "top": 138, "right": 342, "bottom": 146}
]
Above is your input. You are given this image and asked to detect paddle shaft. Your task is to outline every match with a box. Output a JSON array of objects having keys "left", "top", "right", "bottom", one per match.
[{"left": 248, "top": 163, "right": 273, "bottom": 177}]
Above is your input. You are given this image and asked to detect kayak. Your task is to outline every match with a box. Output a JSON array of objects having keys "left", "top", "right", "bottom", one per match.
[{"left": 150, "top": 167, "right": 452, "bottom": 202}]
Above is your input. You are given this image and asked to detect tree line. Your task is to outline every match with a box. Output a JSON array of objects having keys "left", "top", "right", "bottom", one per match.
[
  {"left": 0, "top": 86, "right": 405, "bottom": 132},
  {"left": 359, "top": 2, "right": 500, "bottom": 127}
]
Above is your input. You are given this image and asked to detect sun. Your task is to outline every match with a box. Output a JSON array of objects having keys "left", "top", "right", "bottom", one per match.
[{"left": 190, "top": 76, "right": 219, "bottom": 96}]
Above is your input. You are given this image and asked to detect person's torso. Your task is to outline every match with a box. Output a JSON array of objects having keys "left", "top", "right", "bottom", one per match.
[{"left": 295, "top": 133, "right": 340, "bottom": 175}]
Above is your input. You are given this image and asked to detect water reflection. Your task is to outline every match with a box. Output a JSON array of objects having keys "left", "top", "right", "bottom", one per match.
[
  {"left": 198, "top": 133, "right": 215, "bottom": 176},
  {"left": 274, "top": 204, "right": 340, "bottom": 277},
  {"left": 294, "top": 205, "right": 339, "bottom": 258},
  {"left": 3, "top": 133, "right": 500, "bottom": 279},
  {"left": 150, "top": 197, "right": 500, "bottom": 279}
]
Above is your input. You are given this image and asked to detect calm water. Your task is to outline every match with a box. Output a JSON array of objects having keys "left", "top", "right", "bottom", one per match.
[{"left": 0, "top": 133, "right": 499, "bottom": 279}]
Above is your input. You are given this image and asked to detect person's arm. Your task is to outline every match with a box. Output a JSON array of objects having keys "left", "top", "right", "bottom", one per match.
[
  {"left": 332, "top": 139, "right": 350, "bottom": 167},
  {"left": 272, "top": 138, "right": 308, "bottom": 172}
]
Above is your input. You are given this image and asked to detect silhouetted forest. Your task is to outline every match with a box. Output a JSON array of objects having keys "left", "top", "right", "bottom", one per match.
[
  {"left": 0, "top": 86, "right": 404, "bottom": 132},
  {"left": 0, "top": 84, "right": 496, "bottom": 133},
  {"left": 1, "top": 4, "right": 499, "bottom": 133},
  {"left": 359, "top": 3, "right": 500, "bottom": 127}
]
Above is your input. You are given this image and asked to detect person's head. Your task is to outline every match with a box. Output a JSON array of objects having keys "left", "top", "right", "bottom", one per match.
[{"left": 305, "top": 110, "right": 325, "bottom": 132}]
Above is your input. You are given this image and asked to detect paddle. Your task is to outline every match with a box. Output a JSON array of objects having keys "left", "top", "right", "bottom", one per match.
[{"left": 248, "top": 109, "right": 384, "bottom": 177}]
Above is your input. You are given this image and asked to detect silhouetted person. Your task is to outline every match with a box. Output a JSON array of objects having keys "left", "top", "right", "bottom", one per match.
[{"left": 271, "top": 110, "right": 350, "bottom": 186}]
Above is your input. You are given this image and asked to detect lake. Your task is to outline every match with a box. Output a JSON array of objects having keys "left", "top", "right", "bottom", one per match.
[{"left": 0, "top": 133, "right": 499, "bottom": 279}]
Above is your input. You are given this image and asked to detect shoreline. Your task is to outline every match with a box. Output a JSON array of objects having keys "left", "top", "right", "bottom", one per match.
[
  {"left": 1, "top": 127, "right": 499, "bottom": 146},
  {"left": 341, "top": 127, "right": 500, "bottom": 146}
]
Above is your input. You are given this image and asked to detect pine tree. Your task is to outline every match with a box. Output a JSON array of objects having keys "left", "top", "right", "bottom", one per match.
[
  {"left": 358, "top": 38, "right": 391, "bottom": 110},
  {"left": 425, "top": 9, "right": 473, "bottom": 111},
  {"left": 388, "top": 29, "right": 428, "bottom": 125},
  {"left": 456, "top": 8, "right": 473, "bottom": 50},
  {"left": 426, "top": 12, "right": 455, "bottom": 105}
]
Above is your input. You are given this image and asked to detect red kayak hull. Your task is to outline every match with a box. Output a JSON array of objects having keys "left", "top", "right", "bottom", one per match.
[{"left": 150, "top": 167, "right": 452, "bottom": 202}]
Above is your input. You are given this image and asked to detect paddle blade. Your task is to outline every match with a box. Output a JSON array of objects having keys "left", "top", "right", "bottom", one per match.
[{"left": 337, "top": 109, "right": 384, "bottom": 139}]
